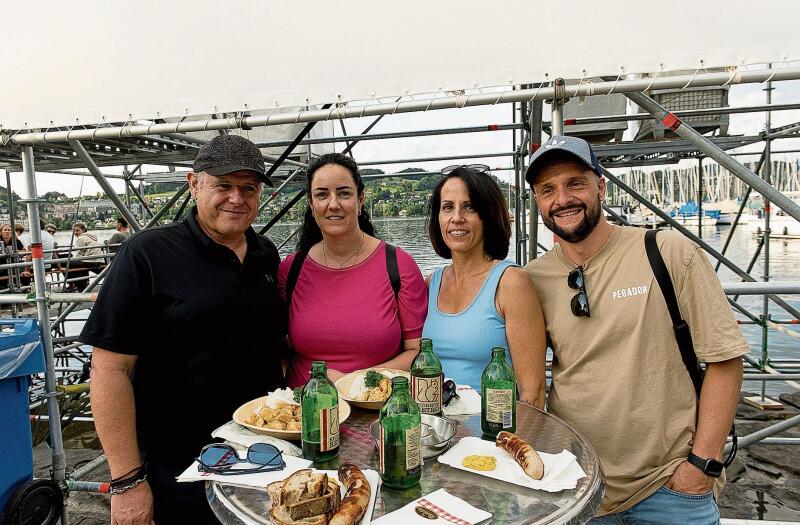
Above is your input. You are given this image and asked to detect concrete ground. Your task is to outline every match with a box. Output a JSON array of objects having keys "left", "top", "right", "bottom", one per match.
[{"left": 30, "top": 393, "right": 800, "bottom": 524}]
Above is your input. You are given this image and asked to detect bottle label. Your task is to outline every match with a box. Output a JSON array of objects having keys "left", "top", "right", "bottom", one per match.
[
  {"left": 406, "top": 425, "right": 421, "bottom": 470},
  {"left": 319, "top": 405, "right": 340, "bottom": 452},
  {"left": 486, "top": 388, "right": 513, "bottom": 427},
  {"left": 412, "top": 375, "right": 442, "bottom": 414}
]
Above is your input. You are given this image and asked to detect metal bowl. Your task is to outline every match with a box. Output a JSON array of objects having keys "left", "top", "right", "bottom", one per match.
[{"left": 368, "top": 414, "right": 458, "bottom": 459}]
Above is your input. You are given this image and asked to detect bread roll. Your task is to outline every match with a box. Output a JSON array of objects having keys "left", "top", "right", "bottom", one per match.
[
  {"left": 329, "top": 463, "right": 370, "bottom": 525},
  {"left": 496, "top": 431, "right": 544, "bottom": 480}
]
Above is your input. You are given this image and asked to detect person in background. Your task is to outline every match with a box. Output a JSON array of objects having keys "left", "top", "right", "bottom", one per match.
[
  {"left": 525, "top": 136, "right": 746, "bottom": 523},
  {"left": 1, "top": 224, "right": 24, "bottom": 252},
  {"left": 81, "top": 134, "right": 287, "bottom": 525},
  {"left": 14, "top": 223, "right": 26, "bottom": 249},
  {"left": 108, "top": 217, "right": 131, "bottom": 254},
  {"left": 16, "top": 220, "right": 56, "bottom": 281},
  {"left": 0, "top": 224, "right": 25, "bottom": 289},
  {"left": 67, "top": 222, "right": 104, "bottom": 291},
  {"left": 421, "top": 165, "right": 546, "bottom": 407},
  {"left": 44, "top": 223, "right": 58, "bottom": 245},
  {"left": 277, "top": 153, "right": 428, "bottom": 387}
]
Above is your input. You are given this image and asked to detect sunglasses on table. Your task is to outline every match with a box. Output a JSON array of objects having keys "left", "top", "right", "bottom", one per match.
[
  {"left": 196, "top": 443, "right": 285, "bottom": 475},
  {"left": 441, "top": 164, "right": 490, "bottom": 176},
  {"left": 568, "top": 266, "right": 590, "bottom": 318}
]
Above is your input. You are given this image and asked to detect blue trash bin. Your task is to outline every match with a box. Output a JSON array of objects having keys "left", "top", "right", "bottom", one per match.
[{"left": 0, "top": 319, "right": 45, "bottom": 515}]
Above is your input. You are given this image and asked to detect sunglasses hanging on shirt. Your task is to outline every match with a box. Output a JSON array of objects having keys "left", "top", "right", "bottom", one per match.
[{"left": 568, "top": 266, "right": 590, "bottom": 318}]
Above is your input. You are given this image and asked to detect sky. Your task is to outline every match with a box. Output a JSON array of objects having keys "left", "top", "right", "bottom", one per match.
[{"left": 5, "top": 79, "right": 799, "bottom": 199}]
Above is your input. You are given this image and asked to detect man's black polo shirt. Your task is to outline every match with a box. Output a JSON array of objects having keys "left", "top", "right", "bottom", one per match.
[{"left": 80, "top": 208, "right": 287, "bottom": 465}]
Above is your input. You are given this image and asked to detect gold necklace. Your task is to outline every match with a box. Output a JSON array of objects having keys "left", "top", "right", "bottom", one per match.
[{"left": 323, "top": 232, "right": 365, "bottom": 269}]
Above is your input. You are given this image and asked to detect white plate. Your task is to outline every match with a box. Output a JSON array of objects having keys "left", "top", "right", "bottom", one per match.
[
  {"left": 233, "top": 395, "right": 351, "bottom": 441},
  {"left": 335, "top": 368, "right": 410, "bottom": 410},
  {"left": 437, "top": 437, "right": 586, "bottom": 492}
]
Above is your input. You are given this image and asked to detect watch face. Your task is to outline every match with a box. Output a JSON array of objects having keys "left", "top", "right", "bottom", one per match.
[{"left": 705, "top": 459, "right": 724, "bottom": 478}]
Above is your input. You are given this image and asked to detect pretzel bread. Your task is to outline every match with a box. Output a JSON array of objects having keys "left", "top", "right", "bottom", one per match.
[
  {"left": 496, "top": 431, "right": 545, "bottom": 480},
  {"left": 329, "top": 463, "right": 371, "bottom": 525}
]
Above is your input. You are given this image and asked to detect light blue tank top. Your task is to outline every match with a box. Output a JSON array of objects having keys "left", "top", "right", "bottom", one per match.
[{"left": 422, "top": 260, "right": 515, "bottom": 391}]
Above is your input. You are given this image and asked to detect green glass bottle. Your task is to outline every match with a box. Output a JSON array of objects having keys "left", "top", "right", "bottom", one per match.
[
  {"left": 410, "top": 338, "right": 443, "bottom": 416},
  {"left": 378, "top": 376, "right": 422, "bottom": 489},
  {"left": 301, "top": 361, "right": 340, "bottom": 462},
  {"left": 480, "top": 347, "right": 516, "bottom": 438}
]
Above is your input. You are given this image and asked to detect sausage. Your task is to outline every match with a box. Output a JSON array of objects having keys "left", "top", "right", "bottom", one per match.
[
  {"left": 496, "top": 431, "right": 545, "bottom": 480},
  {"left": 329, "top": 463, "right": 371, "bottom": 525}
]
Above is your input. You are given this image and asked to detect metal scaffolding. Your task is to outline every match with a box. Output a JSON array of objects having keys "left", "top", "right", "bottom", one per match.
[{"left": 2, "top": 64, "right": 800, "bottom": 522}]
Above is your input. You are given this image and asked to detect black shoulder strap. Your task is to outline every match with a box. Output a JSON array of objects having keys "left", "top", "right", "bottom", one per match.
[
  {"left": 286, "top": 245, "right": 399, "bottom": 305},
  {"left": 285, "top": 250, "right": 309, "bottom": 306},
  {"left": 644, "top": 229, "right": 704, "bottom": 399},
  {"left": 385, "top": 243, "right": 400, "bottom": 301}
]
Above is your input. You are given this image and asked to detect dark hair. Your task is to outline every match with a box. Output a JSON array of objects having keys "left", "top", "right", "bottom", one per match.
[
  {"left": 117, "top": 217, "right": 128, "bottom": 228},
  {"left": 297, "top": 153, "right": 376, "bottom": 253},
  {"left": 427, "top": 167, "right": 511, "bottom": 260}
]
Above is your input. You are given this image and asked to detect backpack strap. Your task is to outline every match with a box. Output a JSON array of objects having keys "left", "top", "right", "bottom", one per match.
[
  {"left": 385, "top": 243, "right": 401, "bottom": 301},
  {"left": 644, "top": 229, "right": 704, "bottom": 399},
  {"left": 286, "top": 244, "right": 400, "bottom": 306},
  {"left": 285, "top": 249, "right": 308, "bottom": 306},
  {"left": 645, "top": 229, "right": 737, "bottom": 467}
]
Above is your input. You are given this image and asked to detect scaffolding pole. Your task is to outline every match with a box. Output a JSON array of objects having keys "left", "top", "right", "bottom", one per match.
[
  {"left": 761, "top": 78, "right": 774, "bottom": 401},
  {"left": 21, "top": 145, "right": 69, "bottom": 525},
  {"left": 9, "top": 67, "right": 800, "bottom": 146},
  {"left": 621, "top": 90, "right": 800, "bottom": 224},
  {"left": 528, "top": 98, "right": 543, "bottom": 261},
  {"left": 69, "top": 140, "right": 141, "bottom": 232}
]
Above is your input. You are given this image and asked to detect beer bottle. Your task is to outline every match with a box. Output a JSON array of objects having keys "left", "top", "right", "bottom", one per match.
[
  {"left": 378, "top": 376, "right": 422, "bottom": 489},
  {"left": 480, "top": 347, "right": 516, "bottom": 438},
  {"left": 410, "top": 338, "right": 443, "bottom": 416},
  {"left": 301, "top": 361, "right": 340, "bottom": 462}
]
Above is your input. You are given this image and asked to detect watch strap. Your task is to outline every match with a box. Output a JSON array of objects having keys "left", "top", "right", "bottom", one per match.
[{"left": 687, "top": 452, "right": 723, "bottom": 477}]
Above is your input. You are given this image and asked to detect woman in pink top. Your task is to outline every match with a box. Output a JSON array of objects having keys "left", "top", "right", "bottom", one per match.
[{"left": 278, "top": 153, "right": 427, "bottom": 387}]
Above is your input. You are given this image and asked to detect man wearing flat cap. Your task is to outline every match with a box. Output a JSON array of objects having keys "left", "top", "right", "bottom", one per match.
[
  {"left": 525, "top": 135, "right": 746, "bottom": 523},
  {"left": 82, "top": 134, "right": 287, "bottom": 524}
]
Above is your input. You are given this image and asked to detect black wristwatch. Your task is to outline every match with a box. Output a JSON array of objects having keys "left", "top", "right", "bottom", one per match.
[{"left": 687, "top": 452, "right": 724, "bottom": 478}]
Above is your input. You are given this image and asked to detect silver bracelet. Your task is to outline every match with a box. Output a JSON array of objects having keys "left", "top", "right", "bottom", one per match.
[{"left": 109, "top": 474, "right": 148, "bottom": 495}]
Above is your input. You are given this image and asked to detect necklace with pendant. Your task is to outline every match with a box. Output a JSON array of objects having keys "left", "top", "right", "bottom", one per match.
[{"left": 323, "top": 232, "right": 365, "bottom": 269}]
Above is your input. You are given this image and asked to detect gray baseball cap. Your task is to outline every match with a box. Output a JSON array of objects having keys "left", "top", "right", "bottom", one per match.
[
  {"left": 525, "top": 135, "right": 602, "bottom": 185},
  {"left": 193, "top": 134, "right": 273, "bottom": 186}
]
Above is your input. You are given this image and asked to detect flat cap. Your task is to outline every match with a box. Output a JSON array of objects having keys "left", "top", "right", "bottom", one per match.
[{"left": 193, "top": 134, "right": 273, "bottom": 186}]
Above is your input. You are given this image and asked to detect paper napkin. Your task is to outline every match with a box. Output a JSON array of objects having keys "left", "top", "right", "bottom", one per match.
[
  {"left": 211, "top": 420, "right": 303, "bottom": 456},
  {"left": 372, "top": 488, "right": 491, "bottom": 525},
  {"left": 176, "top": 449, "right": 312, "bottom": 486},
  {"left": 442, "top": 385, "right": 481, "bottom": 416}
]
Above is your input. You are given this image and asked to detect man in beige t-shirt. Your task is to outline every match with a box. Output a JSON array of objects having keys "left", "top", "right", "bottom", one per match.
[{"left": 524, "top": 136, "right": 747, "bottom": 523}]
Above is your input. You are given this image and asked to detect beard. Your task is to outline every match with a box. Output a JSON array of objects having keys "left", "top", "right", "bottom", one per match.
[{"left": 541, "top": 197, "right": 603, "bottom": 243}]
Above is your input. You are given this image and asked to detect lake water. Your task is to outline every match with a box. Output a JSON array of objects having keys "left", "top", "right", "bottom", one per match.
[{"left": 58, "top": 217, "right": 799, "bottom": 396}]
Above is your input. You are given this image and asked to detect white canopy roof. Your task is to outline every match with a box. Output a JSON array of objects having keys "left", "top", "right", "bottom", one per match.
[{"left": 3, "top": 0, "right": 799, "bottom": 130}]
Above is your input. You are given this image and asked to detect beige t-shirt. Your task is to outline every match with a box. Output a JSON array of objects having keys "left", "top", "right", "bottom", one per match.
[{"left": 525, "top": 225, "right": 748, "bottom": 515}]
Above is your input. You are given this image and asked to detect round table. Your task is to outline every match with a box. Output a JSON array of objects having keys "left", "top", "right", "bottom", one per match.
[{"left": 207, "top": 404, "right": 604, "bottom": 525}]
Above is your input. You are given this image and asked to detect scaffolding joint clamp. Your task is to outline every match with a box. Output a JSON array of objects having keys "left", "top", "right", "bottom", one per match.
[
  {"left": 26, "top": 290, "right": 50, "bottom": 306},
  {"left": 553, "top": 78, "right": 567, "bottom": 108}
]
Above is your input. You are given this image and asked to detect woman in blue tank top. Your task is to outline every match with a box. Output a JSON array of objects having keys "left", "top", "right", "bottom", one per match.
[{"left": 422, "top": 165, "right": 547, "bottom": 408}]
